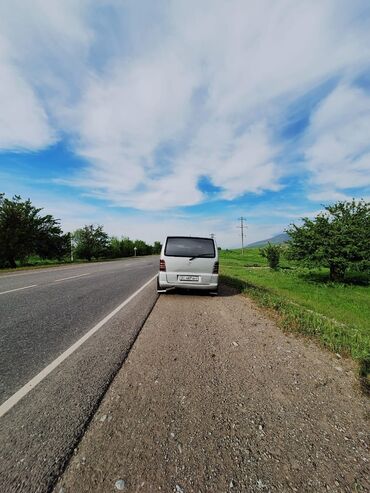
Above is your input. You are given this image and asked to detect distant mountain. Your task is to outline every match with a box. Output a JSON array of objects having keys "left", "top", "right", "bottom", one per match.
[{"left": 248, "top": 232, "right": 290, "bottom": 248}]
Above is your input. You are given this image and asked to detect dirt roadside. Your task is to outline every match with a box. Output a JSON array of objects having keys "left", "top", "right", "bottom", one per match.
[{"left": 54, "top": 285, "right": 369, "bottom": 493}]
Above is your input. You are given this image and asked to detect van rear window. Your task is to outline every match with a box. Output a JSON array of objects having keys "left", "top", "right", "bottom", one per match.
[{"left": 165, "top": 237, "right": 215, "bottom": 258}]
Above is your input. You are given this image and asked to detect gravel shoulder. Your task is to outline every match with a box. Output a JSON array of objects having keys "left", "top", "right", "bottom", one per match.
[{"left": 55, "top": 285, "right": 369, "bottom": 493}]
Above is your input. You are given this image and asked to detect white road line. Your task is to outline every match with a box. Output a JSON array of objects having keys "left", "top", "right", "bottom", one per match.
[
  {"left": 54, "top": 273, "right": 90, "bottom": 282},
  {"left": 0, "top": 284, "right": 37, "bottom": 296},
  {"left": 0, "top": 265, "right": 87, "bottom": 279},
  {"left": 0, "top": 274, "right": 158, "bottom": 419}
]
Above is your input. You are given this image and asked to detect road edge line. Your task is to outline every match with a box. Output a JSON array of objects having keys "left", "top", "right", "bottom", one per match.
[
  {"left": 0, "top": 284, "right": 38, "bottom": 295},
  {"left": 54, "top": 273, "right": 90, "bottom": 282},
  {"left": 0, "top": 274, "right": 158, "bottom": 419}
]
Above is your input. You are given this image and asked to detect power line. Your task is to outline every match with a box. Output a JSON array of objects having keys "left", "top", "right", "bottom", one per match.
[{"left": 238, "top": 217, "right": 247, "bottom": 255}]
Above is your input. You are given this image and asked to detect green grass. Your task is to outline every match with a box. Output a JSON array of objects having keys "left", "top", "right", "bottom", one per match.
[
  {"left": 19, "top": 256, "right": 74, "bottom": 267},
  {"left": 0, "top": 258, "right": 74, "bottom": 273},
  {"left": 220, "top": 248, "right": 370, "bottom": 391}
]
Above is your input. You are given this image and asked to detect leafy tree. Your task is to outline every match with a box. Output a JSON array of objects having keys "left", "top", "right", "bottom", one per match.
[
  {"left": 108, "top": 236, "right": 122, "bottom": 258},
  {"left": 120, "top": 237, "right": 134, "bottom": 256},
  {"left": 260, "top": 242, "right": 281, "bottom": 270},
  {"left": 287, "top": 200, "right": 370, "bottom": 281},
  {"left": 36, "top": 230, "right": 70, "bottom": 261},
  {"left": 0, "top": 194, "right": 66, "bottom": 268},
  {"left": 73, "top": 225, "right": 109, "bottom": 261},
  {"left": 133, "top": 239, "right": 152, "bottom": 256},
  {"left": 152, "top": 241, "right": 162, "bottom": 254}
]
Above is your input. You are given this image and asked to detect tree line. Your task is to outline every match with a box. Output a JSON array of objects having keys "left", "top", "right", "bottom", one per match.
[
  {"left": 259, "top": 199, "right": 370, "bottom": 282},
  {"left": 0, "top": 194, "right": 161, "bottom": 268}
]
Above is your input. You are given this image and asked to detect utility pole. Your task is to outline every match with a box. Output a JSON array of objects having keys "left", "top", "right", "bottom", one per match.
[{"left": 238, "top": 217, "right": 247, "bottom": 255}]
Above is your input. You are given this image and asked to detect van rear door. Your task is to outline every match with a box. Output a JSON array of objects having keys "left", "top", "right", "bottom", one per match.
[{"left": 164, "top": 237, "right": 216, "bottom": 284}]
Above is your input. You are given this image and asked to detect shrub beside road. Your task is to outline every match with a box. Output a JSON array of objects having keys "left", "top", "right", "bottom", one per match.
[{"left": 220, "top": 248, "right": 370, "bottom": 390}]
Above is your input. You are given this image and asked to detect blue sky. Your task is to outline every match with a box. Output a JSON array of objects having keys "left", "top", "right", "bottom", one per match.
[{"left": 1, "top": 0, "right": 370, "bottom": 247}]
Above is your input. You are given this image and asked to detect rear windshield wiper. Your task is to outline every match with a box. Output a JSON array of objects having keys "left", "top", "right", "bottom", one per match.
[{"left": 189, "top": 253, "right": 214, "bottom": 261}]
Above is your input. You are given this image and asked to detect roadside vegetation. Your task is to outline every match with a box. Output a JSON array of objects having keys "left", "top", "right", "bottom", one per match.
[
  {"left": 0, "top": 194, "right": 161, "bottom": 269},
  {"left": 221, "top": 200, "right": 370, "bottom": 391}
]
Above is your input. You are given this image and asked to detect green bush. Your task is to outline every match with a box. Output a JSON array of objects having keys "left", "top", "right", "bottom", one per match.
[
  {"left": 287, "top": 199, "right": 370, "bottom": 282},
  {"left": 260, "top": 242, "right": 281, "bottom": 270}
]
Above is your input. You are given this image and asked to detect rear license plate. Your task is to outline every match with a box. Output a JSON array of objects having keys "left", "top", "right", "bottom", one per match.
[{"left": 178, "top": 275, "right": 199, "bottom": 282}]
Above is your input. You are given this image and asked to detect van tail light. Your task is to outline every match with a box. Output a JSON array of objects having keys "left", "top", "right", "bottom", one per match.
[
  {"left": 159, "top": 259, "right": 166, "bottom": 272},
  {"left": 213, "top": 261, "right": 219, "bottom": 274}
]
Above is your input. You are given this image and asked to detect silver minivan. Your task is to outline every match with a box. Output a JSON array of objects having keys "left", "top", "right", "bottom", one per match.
[{"left": 157, "top": 236, "right": 219, "bottom": 294}]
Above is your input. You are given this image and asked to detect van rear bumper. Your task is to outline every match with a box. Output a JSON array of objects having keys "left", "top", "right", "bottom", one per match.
[{"left": 158, "top": 272, "right": 218, "bottom": 290}]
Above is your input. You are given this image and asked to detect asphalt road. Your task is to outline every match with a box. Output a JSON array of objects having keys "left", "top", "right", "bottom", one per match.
[{"left": 0, "top": 257, "right": 159, "bottom": 493}]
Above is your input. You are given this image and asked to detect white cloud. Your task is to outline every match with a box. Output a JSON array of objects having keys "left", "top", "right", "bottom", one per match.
[
  {"left": 204, "top": 122, "right": 281, "bottom": 199},
  {"left": 304, "top": 84, "right": 370, "bottom": 191},
  {"left": 64, "top": 0, "right": 370, "bottom": 208},
  {"left": 0, "top": 0, "right": 93, "bottom": 151},
  {"left": 307, "top": 190, "right": 352, "bottom": 203},
  {"left": 0, "top": 36, "right": 55, "bottom": 150},
  {"left": 65, "top": 52, "right": 198, "bottom": 199},
  {"left": 0, "top": 0, "right": 370, "bottom": 209}
]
